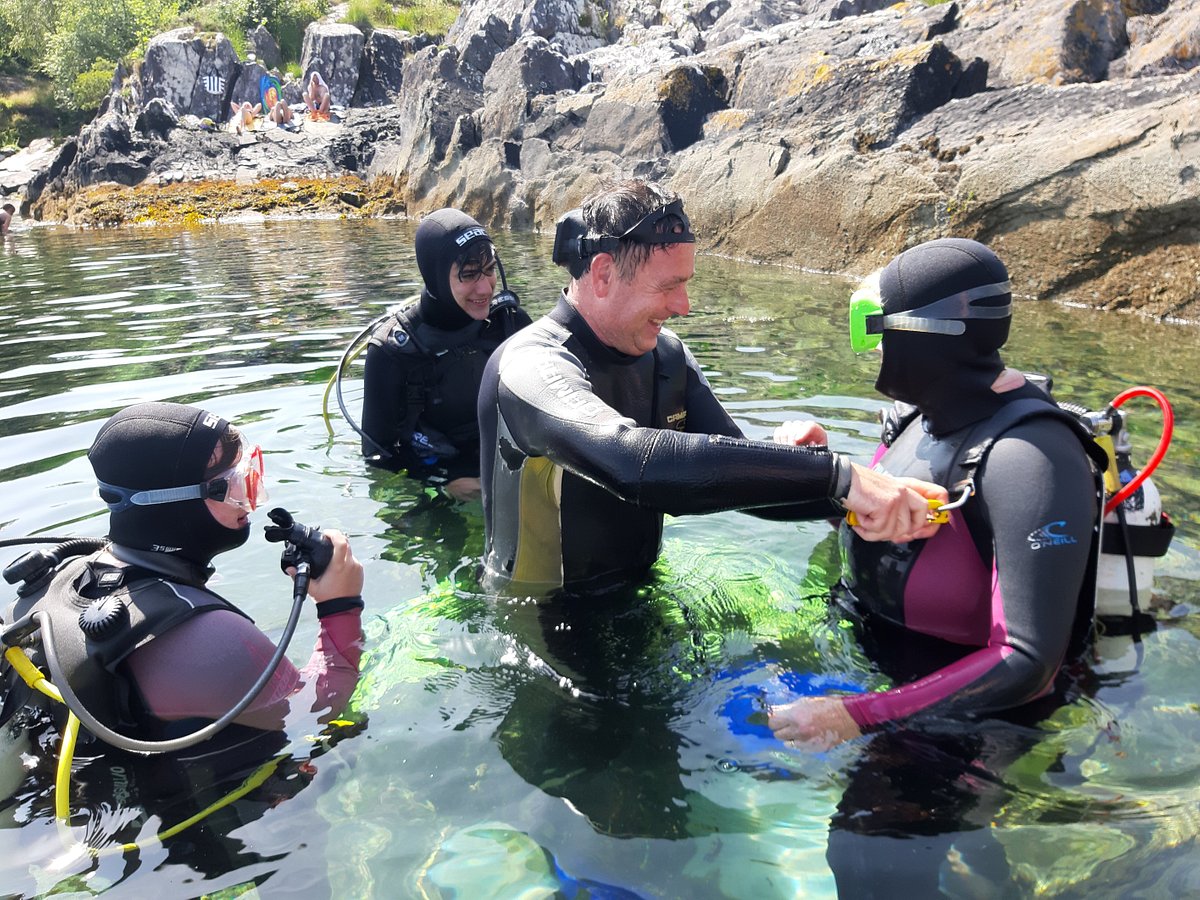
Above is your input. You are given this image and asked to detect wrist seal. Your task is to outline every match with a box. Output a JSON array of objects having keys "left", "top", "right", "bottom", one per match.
[
  {"left": 316, "top": 595, "right": 364, "bottom": 619},
  {"left": 831, "top": 455, "right": 853, "bottom": 506}
]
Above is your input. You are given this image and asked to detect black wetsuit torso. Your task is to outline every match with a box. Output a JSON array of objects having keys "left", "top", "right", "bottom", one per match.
[
  {"left": 838, "top": 385, "right": 1102, "bottom": 727},
  {"left": 361, "top": 300, "right": 530, "bottom": 479},
  {"left": 478, "top": 294, "right": 845, "bottom": 597}
]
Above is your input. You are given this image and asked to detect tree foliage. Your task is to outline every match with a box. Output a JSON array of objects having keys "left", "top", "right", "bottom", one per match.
[{"left": 1, "top": 0, "right": 179, "bottom": 109}]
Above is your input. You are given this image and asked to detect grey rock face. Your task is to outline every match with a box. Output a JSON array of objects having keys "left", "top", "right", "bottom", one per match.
[
  {"left": 20, "top": 0, "right": 1200, "bottom": 318},
  {"left": 354, "top": 29, "right": 437, "bottom": 105},
  {"left": 301, "top": 23, "right": 367, "bottom": 105},
  {"left": 141, "top": 28, "right": 241, "bottom": 121},
  {"left": 249, "top": 25, "right": 282, "bottom": 70},
  {"left": 1122, "top": 0, "right": 1200, "bottom": 76},
  {"left": 481, "top": 35, "right": 589, "bottom": 141}
]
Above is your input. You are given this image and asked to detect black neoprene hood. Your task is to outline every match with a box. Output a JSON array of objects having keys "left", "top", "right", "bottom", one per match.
[
  {"left": 414, "top": 208, "right": 493, "bottom": 330},
  {"left": 875, "top": 238, "right": 1014, "bottom": 435},
  {"left": 88, "top": 402, "right": 249, "bottom": 565}
]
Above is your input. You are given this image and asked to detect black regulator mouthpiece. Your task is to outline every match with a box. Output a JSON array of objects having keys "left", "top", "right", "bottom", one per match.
[{"left": 264, "top": 507, "right": 332, "bottom": 580}]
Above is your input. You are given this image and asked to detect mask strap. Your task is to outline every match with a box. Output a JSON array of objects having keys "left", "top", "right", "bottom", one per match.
[
  {"left": 876, "top": 280, "right": 1011, "bottom": 336},
  {"left": 97, "top": 480, "right": 206, "bottom": 513}
]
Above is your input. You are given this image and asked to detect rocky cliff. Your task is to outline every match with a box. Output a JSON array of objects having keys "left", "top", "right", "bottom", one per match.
[{"left": 9, "top": 0, "right": 1199, "bottom": 318}]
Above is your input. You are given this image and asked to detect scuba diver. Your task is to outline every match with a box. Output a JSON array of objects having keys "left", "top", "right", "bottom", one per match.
[
  {"left": 1, "top": 401, "right": 365, "bottom": 749},
  {"left": 0, "top": 403, "right": 367, "bottom": 885},
  {"left": 477, "top": 178, "right": 944, "bottom": 599},
  {"left": 358, "top": 209, "right": 531, "bottom": 502},
  {"left": 767, "top": 237, "right": 1175, "bottom": 897}
]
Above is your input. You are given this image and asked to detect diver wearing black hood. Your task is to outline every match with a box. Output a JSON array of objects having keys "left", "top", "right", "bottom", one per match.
[
  {"left": 4, "top": 402, "right": 366, "bottom": 744},
  {"left": 770, "top": 238, "right": 1103, "bottom": 747},
  {"left": 360, "top": 209, "right": 531, "bottom": 500}
]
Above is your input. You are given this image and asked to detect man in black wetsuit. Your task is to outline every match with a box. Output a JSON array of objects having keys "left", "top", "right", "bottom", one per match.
[{"left": 477, "top": 179, "right": 946, "bottom": 598}]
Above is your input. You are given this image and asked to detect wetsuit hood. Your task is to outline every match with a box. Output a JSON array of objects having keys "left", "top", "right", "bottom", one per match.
[
  {"left": 414, "top": 208, "right": 493, "bottom": 331},
  {"left": 875, "top": 238, "right": 1011, "bottom": 436},
  {"left": 88, "top": 402, "right": 250, "bottom": 566}
]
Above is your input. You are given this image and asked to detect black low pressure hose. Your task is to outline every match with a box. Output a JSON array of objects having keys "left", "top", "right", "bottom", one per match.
[
  {"left": 2, "top": 535, "right": 307, "bottom": 755},
  {"left": 32, "top": 581, "right": 307, "bottom": 755},
  {"left": 334, "top": 312, "right": 393, "bottom": 458}
]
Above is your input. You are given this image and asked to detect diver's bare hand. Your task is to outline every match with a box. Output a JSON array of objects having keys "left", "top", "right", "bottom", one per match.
[
  {"left": 843, "top": 464, "right": 948, "bottom": 543},
  {"left": 768, "top": 696, "right": 862, "bottom": 751}
]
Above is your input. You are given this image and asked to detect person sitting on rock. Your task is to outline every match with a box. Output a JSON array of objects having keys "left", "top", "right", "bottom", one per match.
[
  {"left": 303, "top": 72, "right": 331, "bottom": 121},
  {"left": 268, "top": 99, "right": 294, "bottom": 128},
  {"left": 229, "top": 101, "right": 262, "bottom": 135}
]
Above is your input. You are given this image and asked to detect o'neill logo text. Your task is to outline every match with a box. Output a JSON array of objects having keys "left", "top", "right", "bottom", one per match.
[{"left": 1027, "top": 521, "right": 1077, "bottom": 550}]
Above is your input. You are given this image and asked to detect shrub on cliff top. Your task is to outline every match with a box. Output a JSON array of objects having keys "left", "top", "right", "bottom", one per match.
[
  {"left": 342, "top": 0, "right": 459, "bottom": 37},
  {"left": 181, "top": 0, "right": 328, "bottom": 63},
  {"left": 43, "top": 0, "right": 180, "bottom": 109}
]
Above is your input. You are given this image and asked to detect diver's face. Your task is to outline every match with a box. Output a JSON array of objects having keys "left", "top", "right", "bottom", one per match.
[
  {"left": 203, "top": 443, "right": 251, "bottom": 530},
  {"left": 450, "top": 258, "right": 497, "bottom": 321},
  {"left": 595, "top": 243, "right": 694, "bottom": 356}
]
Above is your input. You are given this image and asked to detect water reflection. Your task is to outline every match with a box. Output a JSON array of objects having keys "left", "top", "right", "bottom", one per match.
[{"left": 0, "top": 221, "right": 1197, "bottom": 898}]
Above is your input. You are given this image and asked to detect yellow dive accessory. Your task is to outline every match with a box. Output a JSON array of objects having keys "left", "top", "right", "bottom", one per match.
[{"left": 845, "top": 480, "right": 974, "bottom": 528}]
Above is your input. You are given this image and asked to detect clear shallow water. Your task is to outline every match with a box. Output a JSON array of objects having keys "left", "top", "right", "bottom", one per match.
[{"left": 0, "top": 220, "right": 1198, "bottom": 898}]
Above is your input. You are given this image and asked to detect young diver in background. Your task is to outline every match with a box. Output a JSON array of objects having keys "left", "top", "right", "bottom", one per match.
[
  {"left": 360, "top": 209, "right": 531, "bottom": 502},
  {"left": 770, "top": 237, "right": 1104, "bottom": 748},
  {"left": 2, "top": 402, "right": 365, "bottom": 746}
]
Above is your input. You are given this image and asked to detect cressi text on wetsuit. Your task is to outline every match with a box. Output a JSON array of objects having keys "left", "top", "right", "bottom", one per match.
[{"left": 478, "top": 294, "right": 850, "bottom": 597}]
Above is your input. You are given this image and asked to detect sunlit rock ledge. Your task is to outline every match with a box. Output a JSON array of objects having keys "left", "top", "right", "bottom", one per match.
[{"left": 10, "top": 0, "right": 1200, "bottom": 320}]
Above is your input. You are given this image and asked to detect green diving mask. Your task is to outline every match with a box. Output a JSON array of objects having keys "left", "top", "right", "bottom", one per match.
[{"left": 848, "top": 279, "right": 1012, "bottom": 353}]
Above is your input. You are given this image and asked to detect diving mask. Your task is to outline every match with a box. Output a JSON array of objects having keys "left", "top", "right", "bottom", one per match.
[
  {"left": 552, "top": 199, "right": 695, "bottom": 268},
  {"left": 849, "top": 279, "right": 1013, "bottom": 353},
  {"left": 98, "top": 435, "right": 268, "bottom": 513}
]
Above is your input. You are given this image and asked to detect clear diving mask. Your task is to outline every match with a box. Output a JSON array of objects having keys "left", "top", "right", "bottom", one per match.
[{"left": 98, "top": 435, "right": 268, "bottom": 513}]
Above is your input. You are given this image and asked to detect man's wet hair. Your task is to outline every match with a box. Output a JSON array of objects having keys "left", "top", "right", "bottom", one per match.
[
  {"left": 1, "top": 203, "right": 14, "bottom": 215},
  {"left": 580, "top": 180, "right": 686, "bottom": 281}
]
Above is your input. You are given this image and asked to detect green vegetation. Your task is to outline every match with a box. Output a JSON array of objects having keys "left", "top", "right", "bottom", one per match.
[
  {"left": 0, "top": 0, "right": 459, "bottom": 147},
  {"left": 0, "top": 0, "right": 331, "bottom": 144},
  {"left": 342, "top": 0, "right": 458, "bottom": 37},
  {"left": 0, "top": 74, "right": 87, "bottom": 149},
  {"left": 180, "top": 0, "right": 330, "bottom": 64}
]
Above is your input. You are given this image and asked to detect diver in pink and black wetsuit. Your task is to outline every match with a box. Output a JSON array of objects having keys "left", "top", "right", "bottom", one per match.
[
  {"left": 770, "top": 238, "right": 1102, "bottom": 745},
  {"left": 769, "top": 238, "right": 1107, "bottom": 898},
  {"left": 61, "top": 402, "right": 363, "bottom": 741}
]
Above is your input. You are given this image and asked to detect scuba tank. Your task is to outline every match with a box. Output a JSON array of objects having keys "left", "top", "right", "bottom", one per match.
[
  {"left": 1070, "top": 387, "right": 1175, "bottom": 621},
  {"left": 1095, "top": 425, "right": 1174, "bottom": 617}
]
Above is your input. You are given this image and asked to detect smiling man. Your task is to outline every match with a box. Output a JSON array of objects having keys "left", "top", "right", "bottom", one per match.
[{"left": 477, "top": 179, "right": 943, "bottom": 597}]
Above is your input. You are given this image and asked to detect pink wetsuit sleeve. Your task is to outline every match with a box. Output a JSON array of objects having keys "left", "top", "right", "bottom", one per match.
[{"left": 125, "top": 607, "right": 363, "bottom": 731}]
